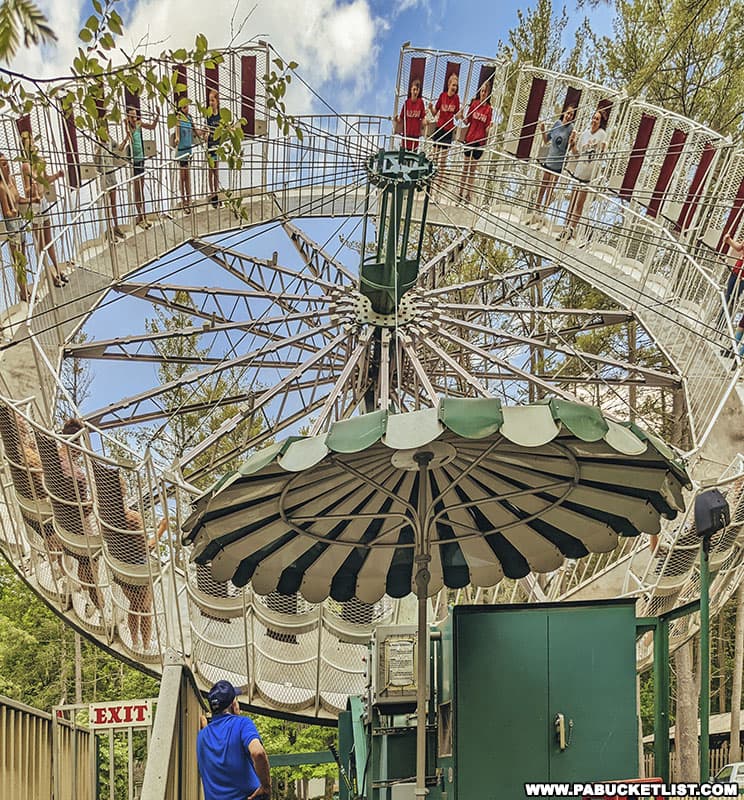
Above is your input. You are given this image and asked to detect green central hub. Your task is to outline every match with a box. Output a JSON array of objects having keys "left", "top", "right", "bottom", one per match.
[{"left": 359, "top": 149, "right": 435, "bottom": 317}]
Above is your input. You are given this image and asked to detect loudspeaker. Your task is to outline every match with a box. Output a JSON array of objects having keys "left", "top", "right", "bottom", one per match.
[{"left": 694, "top": 489, "right": 730, "bottom": 539}]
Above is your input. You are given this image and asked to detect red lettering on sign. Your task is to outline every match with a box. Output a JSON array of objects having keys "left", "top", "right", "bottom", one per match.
[{"left": 90, "top": 699, "right": 151, "bottom": 728}]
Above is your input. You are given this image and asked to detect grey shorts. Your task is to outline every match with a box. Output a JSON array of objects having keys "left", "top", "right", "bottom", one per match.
[
  {"left": 3, "top": 216, "right": 24, "bottom": 238},
  {"left": 102, "top": 170, "right": 118, "bottom": 191}
]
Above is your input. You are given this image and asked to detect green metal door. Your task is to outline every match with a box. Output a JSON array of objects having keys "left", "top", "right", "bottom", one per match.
[
  {"left": 547, "top": 604, "right": 638, "bottom": 784},
  {"left": 453, "top": 600, "right": 638, "bottom": 799},
  {"left": 455, "top": 607, "right": 550, "bottom": 799}
]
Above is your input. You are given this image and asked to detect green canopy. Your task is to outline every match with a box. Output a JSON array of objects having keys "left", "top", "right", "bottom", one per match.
[{"left": 183, "top": 398, "right": 689, "bottom": 603}]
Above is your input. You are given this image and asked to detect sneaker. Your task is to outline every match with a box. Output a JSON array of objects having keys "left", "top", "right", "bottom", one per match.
[
  {"left": 113, "top": 226, "right": 126, "bottom": 239},
  {"left": 210, "top": 195, "right": 219, "bottom": 208}
]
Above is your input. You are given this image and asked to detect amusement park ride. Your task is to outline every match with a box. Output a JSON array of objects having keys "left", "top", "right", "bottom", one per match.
[{"left": 2, "top": 42, "right": 744, "bottom": 797}]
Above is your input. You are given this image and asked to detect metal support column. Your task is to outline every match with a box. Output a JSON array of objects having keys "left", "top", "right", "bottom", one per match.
[
  {"left": 700, "top": 539, "right": 711, "bottom": 782},
  {"left": 141, "top": 658, "right": 184, "bottom": 800},
  {"left": 653, "top": 620, "right": 670, "bottom": 782}
]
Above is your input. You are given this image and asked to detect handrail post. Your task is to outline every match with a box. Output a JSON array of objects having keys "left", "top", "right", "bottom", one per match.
[{"left": 140, "top": 655, "right": 184, "bottom": 800}]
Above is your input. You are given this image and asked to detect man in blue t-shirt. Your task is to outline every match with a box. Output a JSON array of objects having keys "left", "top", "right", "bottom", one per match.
[{"left": 197, "top": 680, "right": 271, "bottom": 800}]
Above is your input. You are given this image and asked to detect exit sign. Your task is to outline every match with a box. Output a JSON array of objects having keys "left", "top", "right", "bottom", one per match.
[{"left": 89, "top": 700, "right": 152, "bottom": 729}]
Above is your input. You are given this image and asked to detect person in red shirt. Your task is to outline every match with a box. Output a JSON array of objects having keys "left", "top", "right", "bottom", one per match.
[
  {"left": 428, "top": 72, "right": 460, "bottom": 192},
  {"left": 724, "top": 231, "right": 744, "bottom": 308},
  {"left": 397, "top": 79, "right": 425, "bottom": 151},
  {"left": 459, "top": 80, "right": 493, "bottom": 202}
]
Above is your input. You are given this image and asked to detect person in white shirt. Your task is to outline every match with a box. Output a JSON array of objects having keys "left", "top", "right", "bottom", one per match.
[{"left": 559, "top": 108, "right": 608, "bottom": 242}]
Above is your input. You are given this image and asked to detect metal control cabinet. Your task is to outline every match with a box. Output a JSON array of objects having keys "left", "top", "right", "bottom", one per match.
[{"left": 453, "top": 600, "right": 638, "bottom": 799}]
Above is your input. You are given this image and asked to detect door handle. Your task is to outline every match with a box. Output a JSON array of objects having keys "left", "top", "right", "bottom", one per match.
[{"left": 554, "top": 713, "right": 573, "bottom": 750}]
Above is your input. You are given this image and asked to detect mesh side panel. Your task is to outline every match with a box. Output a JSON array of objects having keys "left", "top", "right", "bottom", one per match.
[
  {"left": 703, "top": 149, "right": 744, "bottom": 244},
  {"left": 67, "top": 553, "right": 112, "bottom": 635},
  {"left": 727, "top": 478, "right": 744, "bottom": 523},
  {"left": 257, "top": 591, "right": 317, "bottom": 616},
  {"left": 325, "top": 595, "right": 394, "bottom": 626},
  {"left": 643, "top": 591, "right": 681, "bottom": 617},
  {"left": 193, "top": 633, "right": 250, "bottom": 690},
  {"left": 90, "top": 460, "right": 162, "bottom": 586},
  {"left": 612, "top": 100, "right": 725, "bottom": 220},
  {"left": 252, "top": 621, "right": 316, "bottom": 710},
  {"left": 319, "top": 637, "right": 367, "bottom": 713},
  {"left": 33, "top": 429, "right": 98, "bottom": 545}
]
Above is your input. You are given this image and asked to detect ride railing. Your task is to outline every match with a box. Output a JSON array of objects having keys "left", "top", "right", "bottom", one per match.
[
  {"left": 474, "top": 147, "right": 736, "bottom": 448},
  {"left": 11, "top": 108, "right": 734, "bottom": 449},
  {"left": 1, "top": 112, "right": 389, "bottom": 350},
  {"left": 0, "top": 50, "right": 740, "bottom": 325},
  {"left": 630, "top": 461, "right": 744, "bottom": 667},
  {"left": 0, "top": 395, "right": 175, "bottom": 664},
  {"left": 0, "top": 393, "right": 391, "bottom": 719}
]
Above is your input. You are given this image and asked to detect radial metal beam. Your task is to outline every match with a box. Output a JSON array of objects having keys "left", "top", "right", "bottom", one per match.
[
  {"left": 418, "top": 231, "right": 472, "bottom": 287},
  {"left": 413, "top": 328, "right": 492, "bottom": 398},
  {"left": 438, "top": 371, "right": 672, "bottom": 387},
  {"left": 398, "top": 333, "right": 439, "bottom": 406},
  {"left": 63, "top": 310, "right": 335, "bottom": 364},
  {"left": 189, "top": 239, "right": 341, "bottom": 347},
  {"left": 422, "top": 322, "right": 577, "bottom": 401},
  {"left": 84, "top": 323, "right": 343, "bottom": 427},
  {"left": 309, "top": 330, "right": 374, "bottom": 435},
  {"left": 116, "top": 282, "right": 329, "bottom": 307},
  {"left": 426, "top": 264, "right": 562, "bottom": 305},
  {"left": 182, "top": 394, "right": 333, "bottom": 485},
  {"left": 438, "top": 314, "right": 680, "bottom": 387},
  {"left": 174, "top": 329, "right": 353, "bottom": 471},
  {"left": 282, "top": 219, "right": 356, "bottom": 283},
  {"left": 94, "top": 391, "right": 256, "bottom": 429},
  {"left": 439, "top": 304, "right": 635, "bottom": 340}
]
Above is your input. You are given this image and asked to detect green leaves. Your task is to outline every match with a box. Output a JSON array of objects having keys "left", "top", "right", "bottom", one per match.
[
  {"left": 596, "top": 0, "right": 744, "bottom": 135},
  {"left": 0, "top": 0, "right": 57, "bottom": 62},
  {"left": 264, "top": 59, "right": 303, "bottom": 141}
]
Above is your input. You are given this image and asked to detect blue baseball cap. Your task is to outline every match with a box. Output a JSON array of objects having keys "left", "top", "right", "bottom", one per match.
[{"left": 207, "top": 680, "right": 240, "bottom": 713}]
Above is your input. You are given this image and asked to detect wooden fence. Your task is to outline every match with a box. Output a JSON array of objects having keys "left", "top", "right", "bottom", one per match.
[{"left": 644, "top": 741, "right": 736, "bottom": 779}]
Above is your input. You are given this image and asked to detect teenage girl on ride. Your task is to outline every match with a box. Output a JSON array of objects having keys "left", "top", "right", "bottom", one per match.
[
  {"left": 560, "top": 108, "right": 608, "bottom": 242},
  {"left": 459, "top": 80, "right": 493, "bottom": 202},
  {"left": 397, "top": 79, "right": 425, "bottom": 151},
  {"left": 428, "top": 72, "right": 460, "bottom": 193}
]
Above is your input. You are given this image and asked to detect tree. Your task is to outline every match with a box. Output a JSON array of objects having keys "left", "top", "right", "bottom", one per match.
[
  {"left": 729, "top": 583, "right": 744, "bottom": 761},
  {"left": 501, "top": 0, "right": 591, "bottom": 74},
  {"left": 0, "top": 560, "right": 158, "bottom": 709},
  {"left": 593, "top": 0, "right": 744, "bottom": 135}
]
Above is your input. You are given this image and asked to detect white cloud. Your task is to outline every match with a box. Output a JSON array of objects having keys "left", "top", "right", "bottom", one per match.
[
  {"left": 9, "top": 0, "right": 86, "bottom": 79},
  {"left": 10, "top": 0, "right": 381, "bottom": 114}
]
